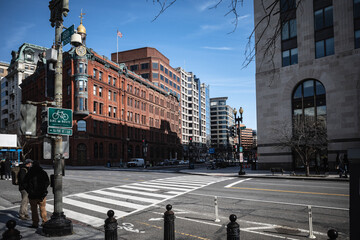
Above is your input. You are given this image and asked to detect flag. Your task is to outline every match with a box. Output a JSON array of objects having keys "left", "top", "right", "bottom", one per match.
[{"left": 117, "top": 30, "right": 123, "bottom": 38}]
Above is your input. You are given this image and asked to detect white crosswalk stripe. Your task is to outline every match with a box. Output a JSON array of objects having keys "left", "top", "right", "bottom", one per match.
[{"left": 46, "top": 175, "right": 228, "bottom": 227}]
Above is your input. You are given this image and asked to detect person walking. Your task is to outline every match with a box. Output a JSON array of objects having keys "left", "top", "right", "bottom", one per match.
[
  {"left": 0, "top": 159, "right": 5, "bottom": 180},
  {"left": 18, "top": 159, "right": 33, "bottom": 220},
  {"left": 4, "top": 158, "right": 12, "bottom": 180},
  {"left": 23, "top": 161, "right": 50, "bottom": 228}
]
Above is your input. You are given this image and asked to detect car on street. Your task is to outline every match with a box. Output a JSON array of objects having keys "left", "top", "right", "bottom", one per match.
[{"left": 127, "top": 158, "right": 145, "bottom": 167}]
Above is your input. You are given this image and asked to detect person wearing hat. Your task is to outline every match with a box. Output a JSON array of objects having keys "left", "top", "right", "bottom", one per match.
[{"left": 18, "top": 159, "right": 33, "bottom": 220}]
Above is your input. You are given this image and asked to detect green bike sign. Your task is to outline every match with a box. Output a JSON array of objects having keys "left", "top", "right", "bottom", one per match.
[{"left": 48, "top": 107, "right": 73, "bottom": 128}]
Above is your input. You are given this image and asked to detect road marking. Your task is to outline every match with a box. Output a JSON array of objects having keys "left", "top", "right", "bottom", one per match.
[
  {"left": 121, "top": 185, "right": 160, "bottom": 192},
  {"left": 138, "top": 181, "right": 197, "bottom": 189},
  {"left": 131, "top": 183, "right": 190, "bottom": 191},
  {"left": 93, "top": 190, "right": 159, "bottom": 203},
  {"left": 224, "top": 178, "right": 252, "bottom": 188},
  {"left": 148, "top": 218, "right": 163, "bottom": 221},
  {"left": 228, "top": 187, "right": 349, "bottom": 197},
  {"left": 108, "top": 187, "right": 173, "bottom": 199},
  {"left": 188, "top": 192, "right": 349, "bottom": 211}
]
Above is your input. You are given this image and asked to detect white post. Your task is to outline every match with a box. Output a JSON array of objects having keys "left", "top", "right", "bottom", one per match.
[
  {"left": 308, "top": 205, "right": 316, "bottom": 239},
  {"left": 214, "top": 196, "right": 220, "bottom": 222}
]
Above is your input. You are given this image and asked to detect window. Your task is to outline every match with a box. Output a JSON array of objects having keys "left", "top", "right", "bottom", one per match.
[
  {"left": 355, "top": 30, "right": 360, "bottom": 49},
  {"left": 113, "top": 92, "right": 116, "bottom": 101},
  {"left": 108, "top": 75, "right": 111, "bottom": 84},
  {"left": 79, "top": 63, "right": 84, "bottom": 73},
  {"left": 99, "top": 87, "right": 102, "bottom": 97},
  {"left": 113, "top": 78, "right": 116, "bottom": 86},
  {"left": 282, "top": 48, "right": 298, "bottom": 66},
  {"left": 93, "top": 69, "right": 97, "bottom": 78},
  {"left": 280, "top": 0, "right": 295, "bottom": 12},
  {"left": 77, "top": 120, "right": 86, "bottom": 132},
  {"left": 113, "top": 107, "right": 116, "bottom": 118},
  {"left": 108, "top": 90, "right": 111, "bottom": 100},
  {"left": 315, "top": 38, "right": 334, "bottom": 58},
  {"left": 152, "top": 73, "right": 158, "bottom": 79},
  {"left": 108, "top": 106, "right": 112, "bottom": 117},
  {"left": 282, "top": 19, "right": 297, "bottom": 40},
  {"left": 94, "top": 143, "right": 98, "bottom": 158},
  {"left": 160, "top": 64, "right": 164, "bottom": 71},
  {"left": 130, "top": 65, "right": 138, "bottom": 71},
  {"left": 141, "top": 63, "right": 149, "bottom": 69},
  {"left": 314, "top": 6, "right": 333, "bottom": 31},
  {"left": 165, "top": 68, "right": 168, "bottom": 74},
  {"left": 99, "top": 71, "right": 103, "bottom": 81},
  {"left": 93, "top": 101, "right": 97, "bottom": 113},
  {"left": 141, "top": 73, "right": 149, "bottom": 79},
  {"left": 78, "top": 80, "right": 84, "bottom": 91},
  {"left": 99, "top": 103, "right": 103, "bottom": 114},
  {"left": 93, "top": 85, "right": 97, "bottom": 96},
  {"left": 152, "top": 62, "right": 158, "bottom": 69}
]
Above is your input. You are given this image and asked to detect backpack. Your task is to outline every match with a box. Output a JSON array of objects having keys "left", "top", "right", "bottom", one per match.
[{"left": 11, "top": 166, "right": 27, "bottom": 185}]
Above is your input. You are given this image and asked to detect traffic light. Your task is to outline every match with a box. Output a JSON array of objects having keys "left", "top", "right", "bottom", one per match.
[
  {"left": 189, "top": 137, "right": 193, "bottom": 145},
  {"left": 142, "top": 139, "right": 146, "bottom": 147},
  {"left": 41, "top": 106, "right": 48, "bottom": 135},
  {"left": 233, "top": 145, "right": 237, "bottom": 152},
  {"left": 19, "top": 104, "right": 37, "bottom": 136}
]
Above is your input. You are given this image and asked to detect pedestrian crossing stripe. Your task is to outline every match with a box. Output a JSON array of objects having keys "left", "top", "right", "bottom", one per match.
[{"left": 46, "top": 176, "right": 228, "bottom": 227}]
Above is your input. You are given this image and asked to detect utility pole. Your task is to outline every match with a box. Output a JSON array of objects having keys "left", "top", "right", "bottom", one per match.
[{"left": 43, "top": 0, "right": 73, "bottom": 236}]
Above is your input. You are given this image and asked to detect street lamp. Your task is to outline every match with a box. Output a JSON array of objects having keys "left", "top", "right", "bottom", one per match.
[{"left": 233, "top": 107, "right": 245, "bottom": 175}]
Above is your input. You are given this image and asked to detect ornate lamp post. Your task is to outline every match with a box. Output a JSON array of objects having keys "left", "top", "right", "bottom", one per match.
[{"left": 233, "top": 107, "right": 245, "bottom": 175}]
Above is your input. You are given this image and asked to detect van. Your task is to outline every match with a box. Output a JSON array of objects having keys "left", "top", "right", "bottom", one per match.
[{"left": 127, "top": 158, "right": 145, "bottom": 167}]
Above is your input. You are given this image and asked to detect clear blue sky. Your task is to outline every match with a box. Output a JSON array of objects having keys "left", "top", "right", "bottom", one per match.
[{"left": 0, "top": 0, "right": 257, "bottom": 130}]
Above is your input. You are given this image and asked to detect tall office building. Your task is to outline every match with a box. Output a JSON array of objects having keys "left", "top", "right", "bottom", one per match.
[
  {"left": 0, "top": 43, "right": 47, "bottom": 131},
  {"left": 210, "top": 97, "right": 235, "bottom": 147},
  {"left": 254, "top": 0, "right": 360, "bottom": 170}
]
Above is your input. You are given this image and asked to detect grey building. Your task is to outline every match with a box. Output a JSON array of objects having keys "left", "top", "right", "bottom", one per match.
[
  {"left": 1, "top": 43, "right": 47, "bottom": 132},
  {"left": 254, "top": 0, "right": 360, "bottom": 170}
]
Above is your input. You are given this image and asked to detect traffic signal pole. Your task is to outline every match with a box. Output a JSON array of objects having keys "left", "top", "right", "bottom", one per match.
[{"left": 43, "top": 0, "right": 73, "bottom": 236}]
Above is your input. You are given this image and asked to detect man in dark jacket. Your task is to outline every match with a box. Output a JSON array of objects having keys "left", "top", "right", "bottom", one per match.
[
  {"left": 18, "top": 159, "right": 33, "bottom": 220},
  {"left": 23, "top": 161, "right": 49, "bottom": 228},
  {"left": 0, "top": 159, "right": 5, "bottom": 180},
  {"left": 4, "top": 158, "right": 12, "bottom": 180}
]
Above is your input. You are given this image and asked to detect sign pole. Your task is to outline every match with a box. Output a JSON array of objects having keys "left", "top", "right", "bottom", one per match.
[{"left": 43, "top": 0, "right": 73, "bottom": 236}]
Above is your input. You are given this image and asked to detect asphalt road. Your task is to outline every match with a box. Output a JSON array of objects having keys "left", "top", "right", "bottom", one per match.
[{"left": 0, "top": 169, "right": 349, "bottom": 239}]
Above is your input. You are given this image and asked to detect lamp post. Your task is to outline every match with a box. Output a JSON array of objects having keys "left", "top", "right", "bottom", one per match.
[
  {"left": 43, "top": 0, "right": 73, "bottom": 236},
  {"left": 233, "top": 107, "right": 245, "bottom": 175}
]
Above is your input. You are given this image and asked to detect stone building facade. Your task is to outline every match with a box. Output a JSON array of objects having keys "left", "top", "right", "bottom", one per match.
[{"left": 254, "top": 0, "right": 360, "bottom": 170}]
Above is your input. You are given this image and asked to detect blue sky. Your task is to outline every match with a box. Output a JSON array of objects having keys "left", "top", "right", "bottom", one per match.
[{"left": 0, "top": 0, "right": 256, "bottom": 129}]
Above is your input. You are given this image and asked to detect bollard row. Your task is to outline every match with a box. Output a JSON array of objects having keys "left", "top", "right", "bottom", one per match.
[{"left": 2, "top": 220, "right": 22, "bottom": 240}]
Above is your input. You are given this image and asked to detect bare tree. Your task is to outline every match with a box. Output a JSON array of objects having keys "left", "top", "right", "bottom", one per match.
[
  {"left": 274, "top": 116, "right": 327, "bottom": 176},
  {"left": 149, "top": 0, "right": 303, "bottom": 67}
]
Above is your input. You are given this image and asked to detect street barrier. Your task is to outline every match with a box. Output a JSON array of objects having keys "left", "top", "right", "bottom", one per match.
[
  {"left": 1, "top": 220, "right": 22, "bottom": 240},
  {"left": 104, "top": 210, "right": 118, "bottom": 240},
  {"left": 227, "top": 214, "right": 240, "bottom": 240},
  {"left": 214, "top": 196, "right": 220, "bottom": 222},
  {"left": 307, "top": 205, "right": 316, "bottom": 239},
  {"left": 163, "top": 204, "right": 175, "bottom": 240}
]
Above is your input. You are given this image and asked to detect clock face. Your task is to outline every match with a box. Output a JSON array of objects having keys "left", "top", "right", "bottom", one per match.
[{"left": 76, "top": 46, "right": 86, "bottom": 56}]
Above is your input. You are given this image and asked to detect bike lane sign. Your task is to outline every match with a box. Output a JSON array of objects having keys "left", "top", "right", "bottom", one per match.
[{"left": 48, "top": 107, "right": 73, "bottom": 128}]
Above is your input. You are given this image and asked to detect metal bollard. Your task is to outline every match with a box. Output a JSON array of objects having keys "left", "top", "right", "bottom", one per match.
[
  {"left": 307, "top": 205, "right": 316, "bottom": 239},
  {"left": 163, "top": 204, "right": 175, "bottom": 240},
  {"left": 214, "top": 196, "right": 220, "bottom": 222},
  {"left": 2, "top": 220, "right": 22, "bottom": 240},
  {"left": 227, "top": 214, "right": 240, "bottom": 240},
  {"left": 327, "top": 229, "right": 338, "bottom": 240},
  {"left": 104, "top": 210, "right": 118, "bottom": 240}
]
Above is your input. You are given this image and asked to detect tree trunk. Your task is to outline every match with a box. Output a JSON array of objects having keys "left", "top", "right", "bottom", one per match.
[{"left": 306, "top": 164, "right": 310, "bottom": 176}]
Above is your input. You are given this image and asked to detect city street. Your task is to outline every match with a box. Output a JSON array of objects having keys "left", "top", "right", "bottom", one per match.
[{"left": 0, "top": 168, "right": 349, "bottom": 239}]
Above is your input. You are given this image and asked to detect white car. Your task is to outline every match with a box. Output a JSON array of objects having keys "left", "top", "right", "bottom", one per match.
[{"left": 127, "top": 158, "right": 145, "bottom": 167}]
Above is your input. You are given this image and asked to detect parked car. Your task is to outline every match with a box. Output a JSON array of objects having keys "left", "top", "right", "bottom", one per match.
[{"left": 127, "top": 158, "right": 145, "bottom": 167}]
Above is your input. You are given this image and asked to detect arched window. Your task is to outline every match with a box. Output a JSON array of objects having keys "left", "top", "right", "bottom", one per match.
[
  {"left": 94, "top": 142, "right": 98, "bottom": 158},
  {"left": 99, "top": 143, "right": 104, "bottom": 158},
  {"left": 78, "top": 120, "right": 86, "bottom": 132},
  {"left": 292, "top": 79, "right": 326, "bottom": 125},
  {"left": 77, "top": 143, "right": 87, "bottom": 164}
]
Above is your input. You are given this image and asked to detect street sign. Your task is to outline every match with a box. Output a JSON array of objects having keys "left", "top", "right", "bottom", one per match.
[
  {"left": 61, "top": 24, "right": 74, "bottom": 46},
  {"left": 48, "top": 107, "right": 72, "bottom": 128},
  {"left": 240, "top": 126, "right": 246, "bottom": 130},
  {"left": 240, "top": 147, "right": 243, "bottom": 153},
  {"left": 209, "top": 148, "right": 215, "bottom": 154},
  {"left": 48, "top": 127, "right": 72, "bottom": 136}
]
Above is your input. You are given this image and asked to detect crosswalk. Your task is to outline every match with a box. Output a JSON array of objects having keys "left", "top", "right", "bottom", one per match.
[{"left": 46, "top": 175, "right": 227, "bottom": 227}]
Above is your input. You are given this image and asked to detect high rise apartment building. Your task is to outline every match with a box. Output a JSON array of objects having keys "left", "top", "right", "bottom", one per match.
[
  {"left": 254, "top": 0, "right": 360, "bottom": 170},
  {"left": 0, "top": 43, "right": 47, "bottom": 131},
  {"left": 177, "top": 68, "right": 208, "bottom": 146}
]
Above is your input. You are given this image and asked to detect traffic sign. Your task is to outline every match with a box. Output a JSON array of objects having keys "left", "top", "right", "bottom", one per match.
[
  {"left": 209, "top": 148, "right": 215, "bottom": 154},
  {"left": 240, "top": 126, "right": 246, "bottom": 130},
  {"left": 61, "top": 25, "right": 74, "bottom": 46},
  {"left": 48, "top": 127, "right": 73, "bottom": 136},
  {"left": 48, "top": 107, "right": 72, "bottom": 128},
  {"left": 240, "top": 147, "right": 243, "bottom": 153}
]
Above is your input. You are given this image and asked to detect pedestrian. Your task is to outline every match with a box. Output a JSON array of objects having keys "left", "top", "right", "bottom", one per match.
[
  {"left": 335, "top": 152, "right": 340, "bottom": 173},
  {"left": 23, "top": 160, "right": 50, "bottom": 228},
  {"left": 0, "top": 159, "right": 5, "bottom": 180},
  {"left": 343, "top": 153, "right": 349, "bottom": 178},
  {"left": 18, "top": 159, "right": 33, "bottom": 220},
  {"left": 4, "top": 158, "right": 12, "bottom": 180}
]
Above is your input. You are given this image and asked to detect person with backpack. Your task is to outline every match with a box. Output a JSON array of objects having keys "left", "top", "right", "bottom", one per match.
[
  {"left": 18, "top": 159, "right": 33, "bottom": 220},
  {"left": 23, "top": 160, "right": 50, "bottom": 228}
]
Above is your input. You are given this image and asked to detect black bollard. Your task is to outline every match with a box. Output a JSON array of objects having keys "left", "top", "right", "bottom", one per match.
[
  {"left": 327, "top": 229, "right": 338, "bottom": 240},
  {"left": 227, "top": 214, "right": 240, "bottom": 240},
  {"left": 104, "top": 210, "right": 118, "bottom": 240},
  {"left": 163, "top": 204, "right": 175, "bottom": 240},
  {"left": 2, "top": 220, "right": 22, "bottom": 240}
]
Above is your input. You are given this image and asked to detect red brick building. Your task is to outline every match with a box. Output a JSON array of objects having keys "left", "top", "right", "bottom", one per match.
[{"left": 21, "top": 30, "right": 182, "bottom": 166}]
